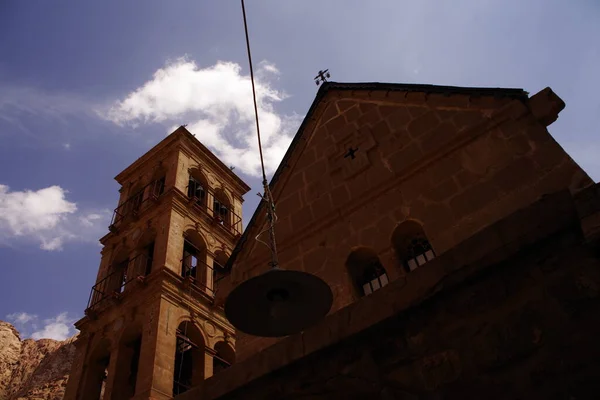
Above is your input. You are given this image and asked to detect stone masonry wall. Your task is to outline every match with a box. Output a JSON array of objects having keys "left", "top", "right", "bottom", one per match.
[
  {"left": 221, "top": 88, "right": 593, "bottom": 362},
  {"left": 178, "top": 187, "right": 600, "bottom": 400}
]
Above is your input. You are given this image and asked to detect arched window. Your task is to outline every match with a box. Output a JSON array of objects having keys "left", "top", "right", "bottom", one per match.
[
  {"left": 150, "top": 167, "right": 167, "bottom": 199},
  {"left": 391, "top": 220, "right": 436, "bottom": 273},
  {"left": 111, "top": 326, "right": 142, "bottom": 399},
  {"left": 126, "top": 183, "right": 145, "bottom": 217},
  {"left": 212, "top": 189, "right": 232, "bottom": 228},
  {"left": 212, "top": 250, "right": 228, "bottom": 285},
  {"left": 187, "top": 168, "right": 208, "bottom": 209},
  {"left": 182, "top": 230, "right": 208, "bottom": 289},
  {"left": 135, "top": 229, "right": 156, "bottom": 277},
  {"left": 108, "top": 247, "right": 130, "bottom": 295},
  {"left": 173, "top": 321, "right": 205, "bottom": 396},
  {"left": 346, "top": 247, "right": 389, "bottom": 297},
  {"left": 80, "top": 339, "right": 111, "bottom": 400},
  {"left": 213, "top": 341, "right": 235, "bottom": 376}
]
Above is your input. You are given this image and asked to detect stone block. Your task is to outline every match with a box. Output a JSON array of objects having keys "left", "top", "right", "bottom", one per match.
[
  {"left": 449, "top": 181, "right": 500, "bottom": 220},
  {"left": 491, "top": 156, "right": 538, "bottom": 195},
  {"left": 388, "top": 143, "right": 423, "bottom": 175},
  {"left": 453, "top": 110, "right": 483, "bottom": 131},
  {"left": 330, "top": 184, "right": 350, "bottom": 208},
  {"left": 294, "top": 147, "right": 317, "bottom": 171},
  {"left": 337, "top": 100, "right": 356, "bottom": 112},
  {"left": 527, "top": 87, "right": 566, "bottom": 127},
  {"left": 276, "top": 192, "right": 302, "bottom": 218},
  {"left": 291, "top": 206, "right": 314, "bottom": 232},
  {"left": 423, "top": 178, "right": 459, "bottom": 203},
  {"left": 324, "top": 114, "right": 347, "bottom": 136},
  {"left": 304, "top": 159, "right": 328, "bottom": 185},
  {"left": 386, "top": 106, "right": 412, "bottom": 129},
  {"left": 320, "top": 102, "right": 340, "bottom": 124},
  {"left": 356, "top": 107, "right": 382, "bottom": 127},
  {"left": 302, "top": 247, "right": 328, "bottom": 272},
  {"left": 418, "top": 122, "right": 456, "bottom": 154},
  {"left": 407, "top": 110, "right": 440, "bottom": 138}
]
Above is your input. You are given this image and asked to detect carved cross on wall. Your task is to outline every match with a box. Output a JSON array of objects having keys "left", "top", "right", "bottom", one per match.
[{"left": 344, "top": 147, "right": 359, "bottom": 160}]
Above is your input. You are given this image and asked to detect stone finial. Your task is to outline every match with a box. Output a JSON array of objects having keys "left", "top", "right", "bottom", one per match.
[{"left": 527, "top": 87, "right": 565, "bottom": 127}]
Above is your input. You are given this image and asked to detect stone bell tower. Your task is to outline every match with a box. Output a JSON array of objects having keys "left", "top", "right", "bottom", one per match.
[{"left": 64, "top": 126, "right": 251, "bottom": 400}]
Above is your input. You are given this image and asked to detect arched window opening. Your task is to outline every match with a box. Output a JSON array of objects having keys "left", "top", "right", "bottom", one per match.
[
  {"left": 346, "top": 247, "right": 389, "bottom": 297},
  {"left": 173, "top": 321, "right": 205, "bottom": 396},
  {"left": 150, "top": 166, "right": 167, "bottom": 199},
  {"left": 108, "top": 247, "right": 130, "bottom": 296},
  {"left": 135, "top": 229, "right": 156, "bottom": 278},
  {"left": 212, "top": 189, "right": 232, "bottom": 228},
  {"left": 80, "top": 340, "right": 111, "bottom": 400},
  {"left": 181, "top": 230, "right": 208, "bottom": 289},
  {"left": 187, "top": 169, "right": 208, "bottom": 209},
  {"left": 391, "top": 220, "right": 436, "bottom": 273},
  {"left": 213, "top": 341, "right": 235, "bottom": 376},
  {"left": 110, "top": 327, "right": 142, "bottom": 400},
  {"left": 126, "top": 184, "right": 145, "bottom": 217},
  {"left": 212, "top": 251, "right": 228, "bottom": 285}
]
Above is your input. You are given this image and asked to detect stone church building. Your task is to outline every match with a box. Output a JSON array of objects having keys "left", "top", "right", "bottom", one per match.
[{"left": 64, "top": 82, "right": 600, "bottom": 399}]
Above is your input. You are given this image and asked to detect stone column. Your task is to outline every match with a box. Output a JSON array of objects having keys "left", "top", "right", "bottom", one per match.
[
  {"left": 205, "top": 253, "right": 215, "bottom": 297},
  {"left": 63, "top": 334, "right": 91, "bottom": 400},
  {"left": 133, "top": 298, "right": 176, "bottom": 400},
  {"left": 204, "top": 347, "right": 216, "bottom": 379},
  {"left": 101, "top": 343, "right": 122, "bottom": 400}
]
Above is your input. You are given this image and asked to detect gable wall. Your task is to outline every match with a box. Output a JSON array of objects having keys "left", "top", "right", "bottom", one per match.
[{"left": 226, "top": 89, "right": 593, "bottom": 361}]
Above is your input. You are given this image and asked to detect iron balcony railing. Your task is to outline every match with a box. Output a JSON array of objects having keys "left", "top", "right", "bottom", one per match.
[
  {"left": 185, "top": 184, "right": 243, "bottom": 237},
  {"left": 87, "top": 253, "right": 153, "bottom": 312},
  {"left": 180, "top": 254, "right": 218, "bottom": 298},
  {"left": 110, "top": 177, "right": 165, "bottom": 231}
]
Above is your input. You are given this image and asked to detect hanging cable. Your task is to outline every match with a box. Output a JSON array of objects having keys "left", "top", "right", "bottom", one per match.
[{"left": 241, "top": 0, "right": 279, "bottom": 269}]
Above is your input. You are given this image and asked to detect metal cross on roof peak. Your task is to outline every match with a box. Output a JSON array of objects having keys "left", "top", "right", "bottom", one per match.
[{"left": 315, "top": 69, "right": 331, "bottom": 86}]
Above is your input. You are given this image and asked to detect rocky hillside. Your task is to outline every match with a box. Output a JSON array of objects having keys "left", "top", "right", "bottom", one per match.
[{"left": 0, "top": 321, "right": 76, "bottom": 400}]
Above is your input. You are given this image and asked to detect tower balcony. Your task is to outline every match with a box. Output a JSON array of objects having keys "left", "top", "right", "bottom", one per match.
[
  {"left": 109, "top": 178, "right": 165, "bottom": 232},
  {"left": 180, "top": 253, "right": 219, "bottom": 302},
  {"left": 85, "top": 253, "right": 153, "bottom": 314},
  {"left": 185, "top": 185, "right": 243, "bottom": 238}
]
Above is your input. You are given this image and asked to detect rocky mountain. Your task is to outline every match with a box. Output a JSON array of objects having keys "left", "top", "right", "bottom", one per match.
[{"left": 0, "top": 321, "right": 76, "bottom": 400}]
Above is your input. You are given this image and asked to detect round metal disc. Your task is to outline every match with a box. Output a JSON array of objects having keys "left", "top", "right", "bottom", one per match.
[{"left": 224, "top": 268, "right": 333, "bottom": 337}]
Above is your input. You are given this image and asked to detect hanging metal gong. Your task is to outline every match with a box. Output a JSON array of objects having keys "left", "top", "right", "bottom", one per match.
[{"left": 224, "top": 267, "right": 333, "bottom": 337}]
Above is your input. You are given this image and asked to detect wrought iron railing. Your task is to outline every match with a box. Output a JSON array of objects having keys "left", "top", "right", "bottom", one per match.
[
  {"left": 181, "top": 254, "right": 216, "bottom": 298},
  {"left": 87, "top": 253, "right": 153, "bottom": 312},
  {"left": 110, "top": 178, "right": 165, "bottom": 231},
  {"left": 185, "top": 185, "right": 243, "bottom": 237}
]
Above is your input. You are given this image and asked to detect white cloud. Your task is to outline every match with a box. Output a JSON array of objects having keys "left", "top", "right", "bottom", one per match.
[
  {"left": 0, "top": 184, "right": 110, "bottom": 251},
  {"left": 102, "top": 57, "right": 302, "bottom": 177},
  {"left": 63, "top": 143, "right": 71, "bottom": 150},
  {"left": 6, "top": 311, "right": 38, "bottom": 325},
  {"left": 7, "top": 311, "right": 77, "bottom": 341},
  {"left": 30, "top": 312, "right": 76, "bottom": 341}
]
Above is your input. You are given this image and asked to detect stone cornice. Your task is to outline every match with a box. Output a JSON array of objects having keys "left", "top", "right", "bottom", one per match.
[
  {"left": 176, "top": 133, "right": 250, "bottom": 195},
  {"left": 114, "top": 133, "right": 179, "bottom": 185}
]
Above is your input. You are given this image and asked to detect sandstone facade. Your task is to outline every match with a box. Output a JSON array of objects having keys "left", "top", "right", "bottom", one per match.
[
  {"left": 217, "top": 83, "right": 593, "bottom": 362},
  {"left": 64, "top": 128, "right": 249, "bottom": 400}
]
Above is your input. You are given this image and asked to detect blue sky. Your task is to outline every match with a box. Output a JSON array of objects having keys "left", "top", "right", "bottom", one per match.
[{"left": 1, "top": 0, "right": 598, "bottom": 340}]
